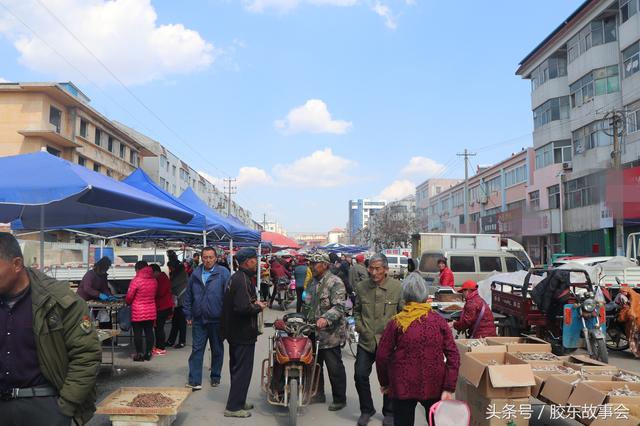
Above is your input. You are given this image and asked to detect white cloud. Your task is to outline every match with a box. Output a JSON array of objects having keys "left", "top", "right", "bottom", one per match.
[
  {"left": 198, "top": 171, "right": 224, "bottom": 188},
  {"left": 0, "top": 77, "right": 9, "bottom": 83},
  {"left": 371, "top": 1, "right": 397, "bottom": 30},
  {"left": 237, "top": 166, "right": 274, "bottom": 187},
  {"left": 0, "top": 0, "right": 215, "bottom": 85},
  {"left": 273, "top": 148, "right": 355, "bottom": 187},
  {"left": 401, "top": 156, "right": 446, "bottom": 179},
  {"left": 376, "top": 179, "right": 415, "bottom": 201},
  {"left": 244, "top": 0, "right": 358, "bottom": 13},
  {"left": 275, "top": 99, "right": 352, "bottom": 135}
]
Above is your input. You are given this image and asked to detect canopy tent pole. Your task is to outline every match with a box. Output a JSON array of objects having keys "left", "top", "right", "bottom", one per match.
[
  {"left": 203, "top": 230, "right": 207, "bottom": 246},
  {"left": 39, "top": 205, "right": 44, "bottom": 271},
  {"left": 256, "top": 243, "right": 262, "bottom": 298},
  {"left": 154, "top": 245, "right": 157, "bottom": 265},
  {"left": 99, "top": 239, "right": 104, "bottom": 261},
  {"left": 229, "top": 239, "right": 234, "bottom": 270}
]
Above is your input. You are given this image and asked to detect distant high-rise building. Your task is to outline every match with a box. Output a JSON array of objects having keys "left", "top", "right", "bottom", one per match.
[{"left": 348, "top": 199, "right": 386, "bottom": 242}]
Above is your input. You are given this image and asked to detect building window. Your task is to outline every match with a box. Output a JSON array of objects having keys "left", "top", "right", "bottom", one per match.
[
  {"left": 452, "top": 190, "right": 464, "bottom": 208},
  {"left": 504, "top": 164, "right": 528, "bottom": 187},
  {"left": 531, "top": 55, "right": 567, "bottom": 90},
  {"left": 570, "top": 66, "right": 619, "bottom": 107},
  {"left": 533, "top": 96, "right": 570, "bottom": 128},
  {"left": 94, "top": 128, "right": 102, "bottom": 146},
  {"left": 572, "top": 120, "right": 613, "bottom": 154},
  {"left": 107, "top": 136, "right": 114, "bottom": 152},
  {"left": 621, "top": 0, "right": 638, "bottom": 24},
  {"left": 564, "top": 173, "right": 603, "bottom": 210},
  {"left": 529, "top": 191, "right": 540, "bottom": 210},
  {"left": 130, "top": 150, "right": 139, "bottom": 167},
  {"left": 79, "top": 119, "right": 88, "bottom": 137},
  {"left": 46, "top": 146, "right": 61, "bottom": 157},
  {"left": 624, "top": 42, "right": 640, "bottom": 78},
  {"left": 106, "top": 169, "right": 112, "bottom": 177},
  {"left": 160, "top": 154, "right": 167, "bottom": 170},
  {"left": 119, "top": 143, "right": 126, "bottom": 159},
  {"left": 486, "top": 176, "right": 501, "bottom": 194},
  {"left": 626, "top": 102, "right": 640, "bottom": 133},
  {"left": 172, "top": 165, "right": 177, "bottom": 177},
  {"left": 568, "top": 17, "right": 617, "bottom": 63},
  {"left": 468, "top": 185, "right": 480, "bottom": 203},
  {"left": 93, "top": 163, "right": 101, "bottom": 173},
  {"left": 49, "top": 106, "right": 62, "bottom": 133},
  {"left": 160, "top": 177, "right": 166, "bottom": 189},
  {"left": 78, "top": 156, "right": 86, "bottom": 167},
  {"left": 172, "top": 183, "right": 176, "bottom": 194},
  {"left": 507, "top": 200, "right": 525, "bottom": 211},
  {"left": 554, "top": 140, "right": 572, "bottom": 163},
  {"left": 548, "top": 184, "right": 560, "bottom": 209}
]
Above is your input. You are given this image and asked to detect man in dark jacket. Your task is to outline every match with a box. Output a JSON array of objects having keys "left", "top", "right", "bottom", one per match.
[
  {"left": 221, "top": 248, "right": 267, "bottom": 418},
  {"left": 183, "top": 246, "right": 231, "bottom": 390},
  {"left": 0, "top": 232, "right": 101, "bottom": 426}
]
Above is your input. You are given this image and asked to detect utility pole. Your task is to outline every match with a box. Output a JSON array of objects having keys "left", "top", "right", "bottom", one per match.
[
  {"left": 457, "top": 149, "right": 476, "bottom": 232},
  {"left": 608, "top": 111, "right": 625, "bottom": 256},
  {"left": 223, "top": 178, "right": 237, "bottom": 217},
  {"left": 263, "top": 213, "right": 267, "bottom": 231}
]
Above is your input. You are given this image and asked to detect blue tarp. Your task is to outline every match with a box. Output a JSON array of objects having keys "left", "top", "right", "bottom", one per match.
[
  {"left": 39, "top": 168, "right": 229, "bottom": 239},
  {"left": 3, "top": 152, "right": 193, "bottom": 229},
  {"left": 178, "top": 188, "right": 261, "bottom": 243}
]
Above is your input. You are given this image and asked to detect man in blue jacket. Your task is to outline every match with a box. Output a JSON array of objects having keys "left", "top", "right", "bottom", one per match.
[{"left": 183, "top": 247, "right": 231, "bottom": 390}]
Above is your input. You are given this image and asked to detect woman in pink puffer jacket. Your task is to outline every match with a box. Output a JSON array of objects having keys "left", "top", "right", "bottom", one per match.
[{"left": 126, "top": 261, "right": 158, "bottom": 361}]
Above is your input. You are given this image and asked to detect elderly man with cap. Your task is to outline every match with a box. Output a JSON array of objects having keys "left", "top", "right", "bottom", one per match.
[
  {"left": 453, "top": 280, "right": 496, "bottom": 338},
  {"left": 220, "top": 247, "right": 267, "bottom": 418},
  {"left": 305, "top": 251, "right": 348, "bottom": 411}
]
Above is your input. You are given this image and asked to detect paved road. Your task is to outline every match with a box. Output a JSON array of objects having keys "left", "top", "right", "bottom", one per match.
[{"left": 88, "top": 306, "right": 640, "bottom": 426}]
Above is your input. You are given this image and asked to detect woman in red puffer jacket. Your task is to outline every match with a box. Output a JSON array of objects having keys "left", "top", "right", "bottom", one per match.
[
  {"left": 150, "top": 264, "right": 174, "bottom": 355},
  {"left": 126, "top": 261, "right": 158, "bottom": 361}
]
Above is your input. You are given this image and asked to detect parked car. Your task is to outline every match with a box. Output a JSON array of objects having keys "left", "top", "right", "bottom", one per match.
[
  {"left": 417, "top": 249, "right": 526, "bottom": 286},
  {"left": 386, "top": 255, "right": 408, "bottom": 278}
]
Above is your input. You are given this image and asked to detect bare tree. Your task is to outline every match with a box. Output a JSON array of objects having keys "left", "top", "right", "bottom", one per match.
[{"left": 369, "top": 203, "right": 417, "bottom": 251}]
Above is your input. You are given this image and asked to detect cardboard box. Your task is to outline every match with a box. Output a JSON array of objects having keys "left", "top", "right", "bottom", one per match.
[
  {"left": 539, "top": 374, "right": 583, "bottom": 406},
  {"left": 456, "top": 339, "right": 507, "bottom": 353},
  {"left": 563, "top": 355, "right": 610, "bottom": 370},
  {"left": 465, "top": 384, "right": 530, "bottom": 426},
  {"left": 613, "top": 369, "right": 640, "bottom": 383},
  {"left": 504, "top": 349, "right": 564, "bottom": 365},
  {"left": 485, "top": 336, "right": 552, "bottom": 353},
  {"left": 568, "top": 382, "right": 640, "bottom": 425},
  {"left": 459, "top": 352, "right": 536, "bottom": 399},
  {"left": 513, "top": 361, "right": 577, "bottom": 398}
]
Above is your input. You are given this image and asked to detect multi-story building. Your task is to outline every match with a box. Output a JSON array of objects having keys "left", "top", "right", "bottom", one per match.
[
  {"left": 415, "top": 179, "right": 462, "bottom": 231},
  {"left": 516, "top": 0, "right": 640, "bottom": 258},
  {"left": 0, "top": 82, "right": 151, "bottom": 180},
  {"left": 327, "top": 228, "right": 347, "bottom": 244},
  {"left": 369, "top": 195, "right": 417, "bottom": 249},
  {"left": 114, "top": 121, "right": 256, "bottom": 229},
  {"left": 263, "top": 221, "right": 287, "bottom": 236},
  {"left": 425, "top": 149, "right": 533, "bottom": 242},
  {"left": 294, "top": 233, "right": 328, "bottom": 248},
  {"left": 348, "top": 199, "right": 387, "bottom": 242}
]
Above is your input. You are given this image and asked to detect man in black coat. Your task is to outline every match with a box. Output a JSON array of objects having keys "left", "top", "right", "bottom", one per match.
[{"left": 221, "top": 248, "right": 267, "bottom": 418}]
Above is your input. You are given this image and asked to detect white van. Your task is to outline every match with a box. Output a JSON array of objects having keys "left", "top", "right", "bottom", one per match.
[
  {"left": 417, "top": 249, "right": 526, "bottom": 286},
  {"left": 386, "top": 255, "right": 409, "bottom": 279}
]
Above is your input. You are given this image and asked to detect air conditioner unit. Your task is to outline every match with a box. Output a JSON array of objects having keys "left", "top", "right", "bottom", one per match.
[
  {"left": 479, "top": 195, "right": 488, "bottom": 204},
  {"left": 562, "top": 161, "right": 572, "bottom": 170}
]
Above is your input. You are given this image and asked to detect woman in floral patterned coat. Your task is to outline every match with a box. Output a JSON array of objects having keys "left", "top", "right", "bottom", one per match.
[{"left": 376, "top": 272, "right": 460, "bottom": 426}]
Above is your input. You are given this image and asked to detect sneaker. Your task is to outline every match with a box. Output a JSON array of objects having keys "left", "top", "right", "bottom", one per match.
[
  {"left": 133, "top": 353, "right": 144, "bottom": 362},
  {"left": 143, "top": 352, "right": 152, "bottom": 361},
  {"left": 174, "top": 343, "right": 186, "bottom": 349},
  {"left": 152, "top": 348, "right": 167, "bottom": 356},
  {"left": 211, "top": 379, "right": 220, "bottom": 387},
  {"left": 382, "top": 415, "right": 394, "bottom": 426},
  {"left": 224, "top": 409, "right": 251, "bottom": 418},
  {"left": 243, "top": 403, "right": 254, "bottom": 410},
  {"left": 328, "top": 402, "right": 346, "bottom": 411},
  {"left": 357, "top": 412, "right": 375, "bottom": 426},
  {"left": 186, "top": 383, "right": 202, "bottom": 391},
  {"left": 166, "top": 341, "right": 175, "bottom": 347}
]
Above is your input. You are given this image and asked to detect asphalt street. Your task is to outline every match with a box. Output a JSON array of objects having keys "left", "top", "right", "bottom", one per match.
[{"left": 88, "top": 306, "right": 640, "bottom": 426}]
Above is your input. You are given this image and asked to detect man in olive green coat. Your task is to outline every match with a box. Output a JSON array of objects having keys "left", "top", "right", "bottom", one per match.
[
  {"left": 353, "top": 253, "right": 402, "bottom": 426},
  {"left": 0, "top": 233, "right": 101, "bottom": 426}
]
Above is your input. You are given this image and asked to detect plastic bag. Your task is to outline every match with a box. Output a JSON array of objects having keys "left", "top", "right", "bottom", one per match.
[
  {"left": 595, "top": 286, "right": 606, "bottom": 304},
  {"left": 428, "top": 400, "right": 470, "bottom": 426}
]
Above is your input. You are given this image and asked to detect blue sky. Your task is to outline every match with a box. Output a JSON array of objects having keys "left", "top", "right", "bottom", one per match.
[{"left": 0, "top": 0, "right": 580, "bottom": 232}]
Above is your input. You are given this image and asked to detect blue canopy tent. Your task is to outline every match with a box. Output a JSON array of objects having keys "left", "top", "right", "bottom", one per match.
[
  {"left": 3, "top": 151, "right": 194, "bottom": 268},
  {"left": 50, "top": 168, "right": 230, "bottom": 243}
]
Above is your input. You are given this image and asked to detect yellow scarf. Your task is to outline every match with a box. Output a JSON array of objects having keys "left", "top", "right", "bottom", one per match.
[{"left": 393, "top": 302, "right": 432, "bottom": 332}]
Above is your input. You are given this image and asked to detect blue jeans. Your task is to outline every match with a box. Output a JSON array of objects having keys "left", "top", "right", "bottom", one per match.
[{"left": 188, "top": 320, "right": 224, "bottom": 385}]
